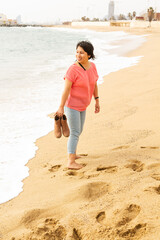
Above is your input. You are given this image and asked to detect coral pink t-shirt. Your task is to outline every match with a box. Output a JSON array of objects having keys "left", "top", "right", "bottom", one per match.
[{"left": 64, "top": 62, "right": 99, "bottom": 111}]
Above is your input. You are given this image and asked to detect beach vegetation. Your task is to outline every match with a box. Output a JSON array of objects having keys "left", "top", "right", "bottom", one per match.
[
  {"left": 133, "top": 11, "right": 136, "bottom": 18},
  {"left": 92, "top": 18, "right": 100, "bottom": 22},
  {"left": 110, "top": 16, "right": 116, "bottom": 20},
  {"left": 118, "top": 14, "right": 126, "bottom": 20},
  {"left": 128, "top": 11, "right": 136, "bottom": 20},
  {"left": 81, "top": 16, "right": 90, "bottom": 21},
  {"left": 128, "top": 13, "right": 133, "bottom": 20}
]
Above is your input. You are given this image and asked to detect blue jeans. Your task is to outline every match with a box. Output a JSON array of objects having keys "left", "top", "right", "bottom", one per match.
[{"left": 64, "top": 106, "right": 86, "bottom": 154}]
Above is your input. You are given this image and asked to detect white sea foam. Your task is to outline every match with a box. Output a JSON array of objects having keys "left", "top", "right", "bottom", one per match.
[{"left": 0, "top": 27, "right": 146, "bottom": 204}]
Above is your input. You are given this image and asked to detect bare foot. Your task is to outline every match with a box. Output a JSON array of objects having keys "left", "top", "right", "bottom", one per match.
[{"left": 67, "top": 162, "right": 83, "bottom": 170}]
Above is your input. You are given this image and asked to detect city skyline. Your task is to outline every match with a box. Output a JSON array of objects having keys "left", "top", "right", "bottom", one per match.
[{"left": 1, "top": 0, "right": 160, "bottom": 24}]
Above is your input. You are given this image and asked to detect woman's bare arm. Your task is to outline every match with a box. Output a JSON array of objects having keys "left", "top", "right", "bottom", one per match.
[
  {"left": 55, "top": 79, "right": 72, "bottom": 116},
  {"left": 93, "top": 82, "right": 100, "bottom": 113}
]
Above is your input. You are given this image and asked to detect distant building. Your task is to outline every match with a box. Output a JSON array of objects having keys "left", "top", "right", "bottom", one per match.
[
  {"left": 0, "top": 13, "right": 7, "bottom": 25},
  {"left": 136, "top": 16, "right": 144, "bottom": 21},
  {"left": 0, "top": 13, "right": 7, "bottom": 21},
  {"left": 8, "top": 19, "right": 17, "bottom": 25},
  {"left": 155, "top": 13, "right": 160, "bottom": 20},
  {"left": 16, "top": 15, "right": 22, "bottom": 24},
  {"left": 0, "top": 13, "right": 18, "bottom": 26},
  {"left": 108, "top": 1, "right": 115, "bottom": 20},
  {"left": 63, "top": 21, "right": 71, "bottom": 25},
  {"left": 141, "top": 13, "right": 148, "bottom": 21}
]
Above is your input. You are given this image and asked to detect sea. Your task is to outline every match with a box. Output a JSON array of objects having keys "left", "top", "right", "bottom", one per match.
[{"left": 0, "top": 26, "right": 146, "bottom": 204}]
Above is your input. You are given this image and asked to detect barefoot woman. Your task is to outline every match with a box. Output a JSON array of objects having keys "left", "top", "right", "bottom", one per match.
[{"left": 55, "top": 41, "right": 100, "bottom": 169}]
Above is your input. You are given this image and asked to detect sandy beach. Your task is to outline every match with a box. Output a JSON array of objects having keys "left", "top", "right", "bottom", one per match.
[{"left": 0, "top": 26, "right": 160, "bottom": 240}]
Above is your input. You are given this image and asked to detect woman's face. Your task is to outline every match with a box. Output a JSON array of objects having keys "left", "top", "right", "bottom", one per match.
[{"left": 76, "top": 46, "right": 90, "bottom": 64}]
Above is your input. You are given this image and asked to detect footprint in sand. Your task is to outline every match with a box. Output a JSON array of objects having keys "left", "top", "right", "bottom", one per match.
[
  {"left": 21, "top": 217, "right": 66, "bottom": 240},
  {"left": 117, "top": 223, "right": 147, "bottom": 239},
  {"left": 96, "top": 211, "right": 106, "bottom": 224},
  {"left": 69, "top": 165, "right": 118, "bottom": 180},
  {"left": 48, "top": 165, "right": 61, "bottom": 172},
  {"left": 147, "top": 164, "right": 160, "bottom": 181},
  {"left": 145, "top": 184, "right": 160, "bottom": 195},
  {"left": 37, "top": 218, "right": 66, "bottom": 239},
  {"left": 112, "top": 145, "right": 130, "bottom": 151},
  {"left": 151, "top": 173, "right": 160, "bottom": 181},
  {"left": 153, "top": 185, "right": 160, "bottom": 194},
  {"left": 65, "top": 168, "right": 100, "bottom": 179},
  {"left": 71, "top": 228, "right": 82, "bottom": 240},
  {"left": 115, "top": 204, "right": 141, "bottom": 227},
  {"left": 44, "top": 218, "right": 58, "bottom": 225},
  {"left": 125, "top": 160, "right": 144, "bottom": 172},
  {"left": 65, "top": 170, "right": 84, "bottom": 179},
  {"left": 96, "top": 166, "right": 118, "bottom": 173},
  {"left": 141, "top": 146, "right": 159, "bottom": 149},
  {"left": 147, "top": 163, "right": 160, "bottom": 170},
  {"left": 105, "top": 204, "right": 145, "bottom": 239}
]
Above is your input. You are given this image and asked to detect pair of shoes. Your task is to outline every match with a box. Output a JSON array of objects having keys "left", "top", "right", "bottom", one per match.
[{"left": 54, "top": 114, "right": 70, "bottom": 138}]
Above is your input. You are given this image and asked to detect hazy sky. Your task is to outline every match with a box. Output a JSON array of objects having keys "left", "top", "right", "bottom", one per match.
[{"left": 1, "top": 0, "right": 160, "bottom": 23}]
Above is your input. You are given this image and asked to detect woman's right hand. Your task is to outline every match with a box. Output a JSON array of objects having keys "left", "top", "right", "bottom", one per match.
[{"left": 55, "top": 106, "right": 64, "bottom": 117}]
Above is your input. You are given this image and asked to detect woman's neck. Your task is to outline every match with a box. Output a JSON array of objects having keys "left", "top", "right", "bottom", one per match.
[{"left": 77, "top": 61, "right": 90, "bottom": 70}]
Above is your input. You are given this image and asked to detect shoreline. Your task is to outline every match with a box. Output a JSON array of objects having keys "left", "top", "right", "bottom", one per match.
[
  {"left": 53, "top": 23, "right": 160, "bottom": 34},
  {"left": 0, "top": 26, "right": 160, "bottom": 239}
]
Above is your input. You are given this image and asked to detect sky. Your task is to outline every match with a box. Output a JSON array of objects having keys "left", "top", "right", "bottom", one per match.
[{"left": 1, "top": 0, "right": 160, "bottom": 23}]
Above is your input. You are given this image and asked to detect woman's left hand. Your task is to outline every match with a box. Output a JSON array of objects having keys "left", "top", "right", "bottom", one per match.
[{"left": 95, "top": 102, "right": 100, "bottom": 113}]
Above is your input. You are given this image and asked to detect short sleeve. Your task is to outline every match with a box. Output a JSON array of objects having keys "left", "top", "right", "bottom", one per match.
[
  {"left": 92, "top": 62, "right": 99, "bottom": 81},
  {"left": 64, "top": 65, "right": 77, "bottom": 83}
]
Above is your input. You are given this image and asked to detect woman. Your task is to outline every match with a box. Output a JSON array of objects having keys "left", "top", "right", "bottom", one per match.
[{"left": 55, "top": 40, "right": 100, "bottom": 170}]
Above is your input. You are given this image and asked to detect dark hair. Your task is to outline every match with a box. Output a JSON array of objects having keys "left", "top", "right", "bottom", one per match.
[{"left": 76, "top": 41, "right": 95, "bottom": 60}]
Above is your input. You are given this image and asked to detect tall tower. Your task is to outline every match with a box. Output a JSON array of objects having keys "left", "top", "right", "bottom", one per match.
[
  {"left": 16, "top": 15, "right": 22, "bottom": 24},
  {"left": 108, "top": 1, "right": 115, "bottom": 20}
]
